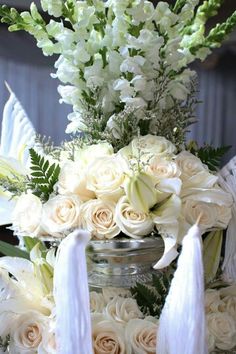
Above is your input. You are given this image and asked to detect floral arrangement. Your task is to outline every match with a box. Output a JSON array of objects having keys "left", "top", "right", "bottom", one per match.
[{"left": 0, "top": 0, "right": 236, "bottom": 353}]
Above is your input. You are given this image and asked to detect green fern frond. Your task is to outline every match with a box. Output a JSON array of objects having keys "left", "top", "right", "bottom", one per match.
[
  {"left": 194, "top": 145, "right": 231, "bottom": 171},
  {"left": 131, "top": 272, "right": 173, "bottom": 318},
  {"left": 28, "top": 148, "right": 60, "bottom": 202}
]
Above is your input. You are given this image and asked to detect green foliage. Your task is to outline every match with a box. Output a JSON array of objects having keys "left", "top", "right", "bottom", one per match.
[
  {"left": 62, "top": 0, "right": 76, "bottom": 25},
  {"left": 172, "top": 0, "right": 188, "bottom": 14},
  {"left": 28, "top": 148, "right": 60, "bottom": 202},
  {"left": 23, "top": 236, "right": 47, "bottom": 255},
  {"left": 0, "top": 174, "right": 27, "bottom": 197},
  {"left": 196, "top": 0, "right": 223, "bottom": 21},
  {"left": 190, "top": 10, "right": 236, "bottom": 54},
  {"left": 203, "top": 230, "right": 223, "bottom": 284},
  {"left": 0, "top": 334, "right": 10, "bottom": 352},
  {"left": 131, "top": 272, "right": 173, "bottom": 318},
  {"left": 0, "top": 241, "right": 29, "bottom": 259},
  {"left": 190, "top": 143, "right": 231, "bottom": 171}
]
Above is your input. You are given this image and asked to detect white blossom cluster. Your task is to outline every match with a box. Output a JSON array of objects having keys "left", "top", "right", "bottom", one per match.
[{"left": 22, "top": 0, "right": 211, "bottom": 137}]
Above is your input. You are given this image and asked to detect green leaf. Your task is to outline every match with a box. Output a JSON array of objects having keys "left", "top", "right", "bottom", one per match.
[
  {"left": 28, "top": 148, "right": 60, "bottom": 201},
  {"left": 0, "top": 241, "right": 29, "bottom": 259},
  {"left": 190, "top": 144, "right": 231, "bottom": 171},
  {"left": 23, "top": 236, "right": 47, "bottom": 254},
  {"left": 131, "top": 272, "right": 173, "bottom": 317},
  {"left": 203, "top": 230, "right": 223, "bottom": 284}
]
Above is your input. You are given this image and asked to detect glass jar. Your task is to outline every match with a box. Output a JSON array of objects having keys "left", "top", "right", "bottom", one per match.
[{"left": 87, "top": 236, "right": 164, "bottom": 289}]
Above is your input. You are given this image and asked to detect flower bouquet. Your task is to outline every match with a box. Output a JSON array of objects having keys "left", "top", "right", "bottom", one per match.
[{"left": 0, "top": 0, "right": 236, "bottom": 353}]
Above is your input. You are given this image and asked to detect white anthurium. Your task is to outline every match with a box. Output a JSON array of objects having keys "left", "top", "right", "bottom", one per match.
[
  {"left": 152, "top": 195, "right": 181, "bottom": 269},
  {"left": 0, "top": 85, "right": 39, "bottom": 225}
]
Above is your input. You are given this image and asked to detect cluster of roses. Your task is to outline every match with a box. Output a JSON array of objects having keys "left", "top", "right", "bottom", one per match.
[{"left": 12, "top": 135, "right": 232, "bottom": 267}]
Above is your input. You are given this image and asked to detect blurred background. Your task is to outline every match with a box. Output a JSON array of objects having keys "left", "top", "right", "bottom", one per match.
[{"left": 0, "top": 0, "right": 235, "bottom": 241}]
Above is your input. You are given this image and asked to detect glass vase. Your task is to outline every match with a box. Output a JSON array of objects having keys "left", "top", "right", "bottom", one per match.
[{"left": 87, "top": 236, "right": 164, "bottom": 290}]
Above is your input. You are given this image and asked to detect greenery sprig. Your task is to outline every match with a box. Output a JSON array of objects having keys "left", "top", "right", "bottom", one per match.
[
  {"left": 131, "top": 272, "right": 173, "bottom": 318},
  {"left": 188, "top": 142, "right": 231, "bottom": 171},
  {"left": 28, "top": 148, "right": 60, "bottom": 202}
]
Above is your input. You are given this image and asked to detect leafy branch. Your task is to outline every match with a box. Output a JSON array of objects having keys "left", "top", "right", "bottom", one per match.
[
  {"left": 0, "top": 174, "right": 27, "bottom": 197},
  {"left": 189, "top": 143, "right": 231, "bottom": 171},
  {"left": 28, "top": 148, "right": 60, "bottom": 202},
  {"left": 131, "top": 272, "right": 173, "bottom": 318}
]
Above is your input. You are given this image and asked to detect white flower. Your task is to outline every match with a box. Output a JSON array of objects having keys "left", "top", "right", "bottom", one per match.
[
  {"left": 182, "top": 200, "right": 218, "bottom": 231},
  {"left": 115, "top": 196, "right": 154, "bottom": 238},
  {"left": 41, "top": 0, "right": 63, "bottom": 17},
  {"left": 87, "top": 155, "right": 126, "bottom": 202},
  {"left": 81, "top": 199, "right": 120, "bottom": 239},
  {"left": 92, "top": 314, "right": 126, "bottom": 354},
  {"left": 9, "top": 311, "right": 47, "bottom": 353},
  {"left": 75, "top": 143, "right": 114, "bottom": 165},
  {"left": 58, "top": 161, "right": 95, "bottom": 202},
  {"left": 102, "top": 288, "right": 132, "bottom": 303},
  {"left": 146, "top": 157, "right": 181, "bottom": 180},
  {"left": 90, "top": 292, "right": 106, "bottom": 313},
  {"left": 42, "top": 195, "right": 81, "bottom": 237},
  {"left": 104, "top": 296, "right": 143, "bottom": 325},
  {"left": 219, "top": 286, "right": 236, "bottom": 320},
  {"left": 12, "top": 193, "right": 43, "bottom": 237},
  {"left": 205, "top": 289, "right": 225, "bottom": 314},
  {"left": 176, "top": 151, "right": 217, "bottom": 189},
  {"left": 207, "top": 312, "right": 236, "bottom": 350},
  {"left": 130, "top": 135, "right": 176, "bottom": 160},
  {"left": 125, "top": 318, "right": 158, "bottom": 354},
  {"left": 124, "top": 172, "right": 159, "bottom": 213}
]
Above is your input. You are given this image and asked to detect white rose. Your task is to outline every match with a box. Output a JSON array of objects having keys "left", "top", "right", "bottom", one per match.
[
  {"left": 131, "top": 135, "right": 176, "bottom": 159},
  {"left": 125, "top": 318, "right": 158, "bottom": 354},
  {"left": 182, "top": 200, "right": 218, "bottom": 231},
  {"left": 222, "top": 295, "right": 236, "bottom": 321},
  {"left": 207, "top": 328, "right": 216, "bottom": 352},
  {"left": 104, "top": 296, "right": 143, "bottom": 325},
  {"left": 207, "top": 312, "right": 236, "bottom": 350},
  {"left": 92, "top": 314, "right": 126, "bottom": 354},
  {"left": 102, "top": 288, "right": 132, "bottom": 303},
  {"left": 12, "top": 193, "right": 43, "bottom": 237},
  {"left": 40, "top": 326, "right": 56, "bottom": 354},
  {"left": 74, "top": 143, "right": 114, "bottom": 165},
  {"left": 215, "top": 204, "right": 232, "bottom": 229},
  {"left": 10, "top": 311, "right": 46, "bottom": 353},
  {"left": 42, "top": 195, "right": 81, "bottom": 237},
  {"left": 58, "top": 161, "right": 95, "bottom": 201},
  {"left": 115, "top": 196, "right": 154, "bottom": 238},
  {"left": 87, "top": 155, "right": 126, "bottom": 202},
  {"left": 146, "top": 157, "right": 181, "bottom": 180},
  {"left": 90, "top": 292, "right": 106, "bottom": 313},
  {"left": 205, "top": 289, "right": 225, "bottom": 314},
  {"left": 81, "top": 199, "right": 120, "bottom": 239},
  {"left": 176, "top": 151, "right": 217, "bottom": 189}
]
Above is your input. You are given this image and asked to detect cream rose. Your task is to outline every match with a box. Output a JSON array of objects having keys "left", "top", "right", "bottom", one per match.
[
  {"left": 12, "top": 193, "right": 43, "bottom": 237},
  {"left": 104, "top": 296, "right": 143, "bottom": 325},
  {"left": 57, "top": 161, "right": 95, "bottom": 201},
  {"left": 176, "top": 151, "right": 217, "bottom": 189},
  {"left": 90, "top": 292, "right": 106, "bottom": 313},
  {"left": 125, "top": 318, "right": 158, "bottom": 354},
  {"left": 219, "top": 285, "right": 236, "bottom": 318},
  {"left": 42, "top": 195, "right": 81, "bottom": 237},
  {"left": 81, "top": 199, "right": 120, "bottom": 239},
  {"left": 207, "top": 312, "right": 236, "bottom": 350},
  {"left": 182, "top": 200, "right": 218, "bottom": 231},
  {"left": 102, "top": 288, "right": 132, "bottom": 303},
  {"left": 131, "top": 135, "right": 176, "bottom": 158},
  {"left": 115, "top": 196, "right": 154, "bottom": 238},
  {"left": 92, "top": 314, "right": 126, "bottom": 354},
  {"left": 205, "top": 289, "right": 225, "bottom": 314},
  {"left": 146, "top": 157, "right": 180, "bottom": 180},
  {"left": 87, "top": 155, "right": 126, "bottom": 202},
  {"left": 74, "top": 142, "right": 114, "bottom": 165},
  {"left": 215, "top": 204, "right": 232, "bottom": 229},
  {"left": 10, "top": 311, "right": 46, "bottom": 353}
]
